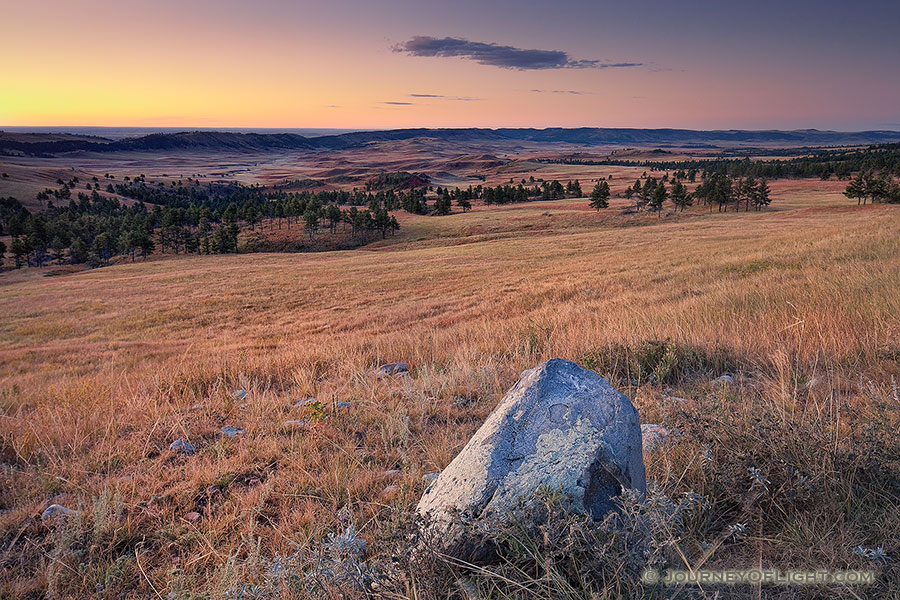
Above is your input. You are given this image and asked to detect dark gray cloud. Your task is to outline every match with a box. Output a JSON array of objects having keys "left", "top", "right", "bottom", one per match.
[
  {"left": 394, "top": 36, "right": 641, "bottom": 70},
  {"left": 380, "top": 101, "right": 415, "bottom": 105}
]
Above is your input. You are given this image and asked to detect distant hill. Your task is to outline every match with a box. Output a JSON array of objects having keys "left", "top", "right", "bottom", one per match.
[{"left": 3, "top": 127, "right": 900, "bottom": 156}]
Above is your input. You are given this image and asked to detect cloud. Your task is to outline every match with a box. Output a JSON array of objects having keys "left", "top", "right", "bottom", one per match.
[
  {"left": 394, "top": 36, "right": 641, "bottom": 71},
  {"left": 530, "top": 89, "right": 589, "bottom": 95},
  {"left": 408, "top": 93, "right": 485, "bottom": 101},
  {"left": 380, "top": 101, "right": 415, "bottom": 106}
]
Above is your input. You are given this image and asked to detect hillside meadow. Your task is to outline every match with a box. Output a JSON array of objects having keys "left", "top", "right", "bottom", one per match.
[{"left": 1, "top": 191, "right": 899, "bottom": 598}]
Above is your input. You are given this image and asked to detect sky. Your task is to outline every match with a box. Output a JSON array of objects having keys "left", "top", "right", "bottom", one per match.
[{"left": 2, "top": 0, "right": 900, "bottom": 130}]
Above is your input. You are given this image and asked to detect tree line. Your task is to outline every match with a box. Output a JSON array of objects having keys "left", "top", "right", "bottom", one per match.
[
  {"left": 538, "top": 142, "right": 900, "bottom": 181},
  {"left": 588, "top": 172, "right": 771, "bottom": 215}
]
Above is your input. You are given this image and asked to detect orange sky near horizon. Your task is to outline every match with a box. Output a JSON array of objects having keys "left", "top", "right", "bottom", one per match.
[{"left": 3, "top": 0, "right": 899, "bottom": 131}]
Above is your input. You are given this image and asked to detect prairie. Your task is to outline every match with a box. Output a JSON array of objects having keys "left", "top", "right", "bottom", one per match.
[{"left": 1, "top": 188, "right": 899, "bottom": 598}]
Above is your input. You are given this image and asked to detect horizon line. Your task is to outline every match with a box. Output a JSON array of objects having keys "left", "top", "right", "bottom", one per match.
[{"left": 4, "top": 125, "right": 900, "bottom": 134}]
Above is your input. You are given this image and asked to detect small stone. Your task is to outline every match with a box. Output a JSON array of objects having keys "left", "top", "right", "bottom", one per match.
[
  {"left": 333, "top": 401, "right": 352, "bottom": 409},
  {"left": 380, "top": 485, "right": 400, "bottom": 500},
  {"left": 641, "top": 424, "right": 669, "bottom": 453},
  {"left": 169, "top": 439, "right": 196, "bottom": 455},
  {"left": 220, "top": 426, "right": 244, "bottom": 437},
  {"left": 422, "top": 472, "right": 440, "bottom": 487},
  {"left": 376, "top": 363, "right": 408, "bottom": 378},
  {"left": 384, "top": 469, "right": 401, "bottom": 477},
  {"left": 294, "top": 398, "right": 318, "bottom": 407},
  {"left": 666, "top": 395, "right": 690, "bottom": 403},
  {"left": 283, "top": 419, "right": 312, "bottom": 430},
  {"left": 184, "top": 511, "right": 202, "bottom": 523},
  {"left": 205, "top": 485, "right": 222, "bottom": 496},
  {"left": 714, "top": 375, "right": 734, "bottom": 385},
  {"left": 232, "top": 389, "right": 247, "bottom": 400},
  {"left": 41, "top": 504, "right": 78, "bottom": 521}
]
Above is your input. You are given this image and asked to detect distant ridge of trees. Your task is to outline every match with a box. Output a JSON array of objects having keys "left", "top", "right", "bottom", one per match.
[{"left": 539, "top": 142, "right": 900, "bottom": 181}]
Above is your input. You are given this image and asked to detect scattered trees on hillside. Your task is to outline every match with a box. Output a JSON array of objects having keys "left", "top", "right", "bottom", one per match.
[{"left": 843, "top": 170, "right": 900, "bottom": 204}]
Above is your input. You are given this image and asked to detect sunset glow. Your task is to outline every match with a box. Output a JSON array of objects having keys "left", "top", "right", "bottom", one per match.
[{"left": 2, "top": 0, "right": 899, "bottom": 129}]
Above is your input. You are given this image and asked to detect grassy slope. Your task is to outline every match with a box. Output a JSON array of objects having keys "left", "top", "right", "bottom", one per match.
[{"left": 1, "top": 192, "right": 899, "bottom": 598}]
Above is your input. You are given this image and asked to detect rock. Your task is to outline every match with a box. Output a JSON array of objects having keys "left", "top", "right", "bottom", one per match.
[
  {"left": 333, "top": 400, "right": 353, "bottom": 409},
  {"left": 169, "top": 439, "right": 196, "bottom": 455},
  {"left": 377, "top": 362, "right": 408, "bottom": 378},
  {"left": 380, "top": 485, "right": 400, "bottom": 501},
  {"left": 232, "top": 389, "right": 247, "bottom": 400},
  {"left": 416, "top": 359, "right": 645, "bottom": 558},
  {"left": 220, "top": 426, "right": 244, "bottom": 437},
  {"left": 41, "top": 504, "right": 78, "bottom": 521},
  {"left": 713, "top": 375, "right": 734, "bottom": 385},
  {"left": 294, "top": 397, "right": 318, "bottom": 407},
  {"left": 184, "top": 511, "right": 202, "bottom": 523},
  {"left": 384, "top": 469, "right": 401, "bottom": 477},
  {"left": 422, "top": 472, "right": 440, "bottom": 488},
  {"left": 641, "top": 424, "right": 669, "bottom": 453},
  {"left": 283, "top": 419, "right": 312, "bottom": 430}
]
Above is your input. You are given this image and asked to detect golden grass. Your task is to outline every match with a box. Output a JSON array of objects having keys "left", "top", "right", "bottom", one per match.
[{"left": 1, "top": 190, "right": 899, "bottom": 597}]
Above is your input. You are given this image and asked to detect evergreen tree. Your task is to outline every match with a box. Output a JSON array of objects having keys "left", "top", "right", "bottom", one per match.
[
  {"left": 649, "top": 181, "right": 668, "bottom": 217},
  {"left": 670, "top": 180, "right": 692, "bottom": 212},
  {"left": 303, "top": 207, "right": 320, "bottom": 239},
  {"left": 754, "top": 179, "right": 771, "bottom": 210},
  {"left": 589, "top": 181, "right": 610, "bottom": 210}
]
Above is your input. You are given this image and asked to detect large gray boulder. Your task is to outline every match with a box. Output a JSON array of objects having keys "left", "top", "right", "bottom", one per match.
[{"left": 417, "top": 359, "right": 645, "bottom": 555}]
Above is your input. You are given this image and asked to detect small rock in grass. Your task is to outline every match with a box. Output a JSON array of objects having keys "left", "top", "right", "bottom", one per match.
[
  {"left": 283, "top": 419, "right": 312, "bottom": 430},
  {"left": 380, "top": 485, "right": 400, "bottom": 500},
  {"left": 41, "top": 504, "right": 78, "bottom": 521},
  {"left": 169, "top": 439, "right": 196, "bottom": 455},
  {"left": 333, "top": 400, "right": 353, "bottom": 409},
  {"left": 184, "top": 511, "right": 202, "bottom": 523},
  {"left": 641, "top": 424, "right": 669, "bottom": 453},
  {"left": 713, "top": 375, "right": 734, "bottom": 385},
  {"left": 422, "top": 472, "right": 440, "bottom": 487},
  {"left": 220, "top": 426, "right": 244, "bottom": 437},
  {"left": 294, "top": 398, "right": 318, "bottom": 407},
  {"left": 232, "top": 389, "right": 247, "bottom": 400},
  {"left": 376, "top": 363, "right": 408, "bottom": 378},
  {"left": 384, "top": 469, "right": 401, "bottom": 477}
]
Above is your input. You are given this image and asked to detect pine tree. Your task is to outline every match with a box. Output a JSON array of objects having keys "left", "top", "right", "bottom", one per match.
[
  {"left": 649, "top": 181, "right": 668, "bottom": 217},
  {"left": 670, "top": 180, "right": 692, "bottom": 212},
  {"left": 754, "top": 179, "right": 771, "bottom": 210},
  {"left": 303, "top": 207, "right": 320, "bottom": 239},
  {"left": 589, "top": 181, "right": 610, "bottom": 210}
]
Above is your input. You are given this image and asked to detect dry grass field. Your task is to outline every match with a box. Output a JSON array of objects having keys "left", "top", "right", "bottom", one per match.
[{"left": 1, "top": 188, "right": 899, "bottom": 598}]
